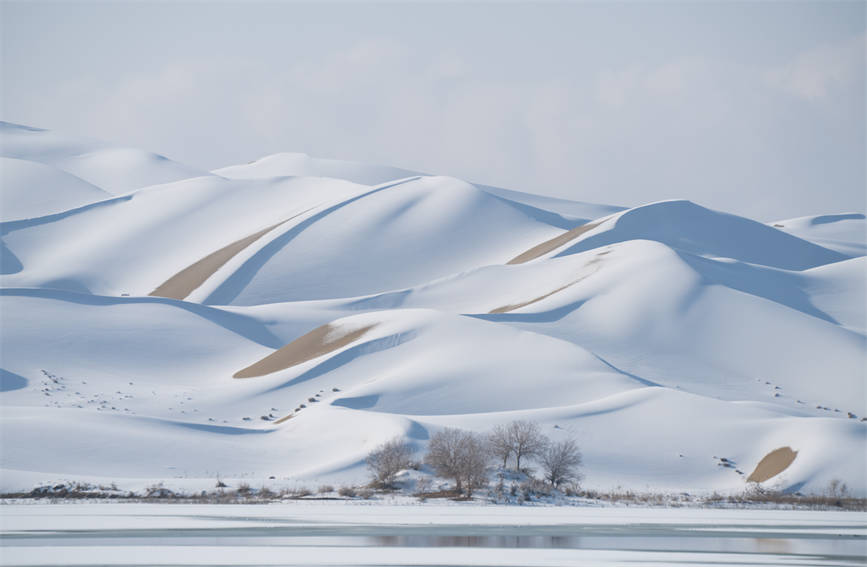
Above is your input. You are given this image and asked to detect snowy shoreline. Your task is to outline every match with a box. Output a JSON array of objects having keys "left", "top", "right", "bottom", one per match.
[{"left": 3, "top": 487, "right": 865, "bottom": 512}]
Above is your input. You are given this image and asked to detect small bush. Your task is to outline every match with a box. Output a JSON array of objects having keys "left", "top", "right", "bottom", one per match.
[
  {"left": 318, "top": 484, "right": 334, "bottom": 494},
  {"left": 288, "top": 486, "right": 311, "bottom": 498},
  {"left": 367, "top": 437, "right": 415, "bottom": 486},
  {"left": 145, "top": 483, "right": 176, "bottom": 499},
  {"left": 338, "top": 486, "right": 357, "bottom": 498},
  {"left": 415, "top": 477, "right": 432, "bottom": 494},
  {"left": 828, "top": 479, "right": 848, "bottom": 498},
  {"left": 520, "top": 478, "right": 554, "bottom": 499}
]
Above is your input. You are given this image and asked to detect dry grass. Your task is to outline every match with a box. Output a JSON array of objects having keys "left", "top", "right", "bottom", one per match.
[
  {"left": 413, "top": 490, "right": 462, "bottom": 501},
  {"left": 4, "top": 481, "right": 865, "bottom": 510}
]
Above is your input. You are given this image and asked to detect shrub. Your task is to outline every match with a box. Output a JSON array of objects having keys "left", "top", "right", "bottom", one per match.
[
  {"left": 318, "top": 484, "right": 334, "bottom": 494},
  {"left": 828, "top": 479, "right": 848, "bottom": 498},
  {"left": 506, "top": 420, "right": 548, "bottom": 472},
  {"left": 415, "top": 477, "right": 432, "bottom": 494},
  {"left": 145, "top": 483, "right": 175, "bottom": 499},
  {"left": 289, "top": 486, "right": 311, "bottom": 498},
  {"left": 520, "top": 478, "right": 554, "bottom": 498},
  {"left": 540, "top": 439, "right": 583, "bottom": 487},
  {"left": 425, "top": 427, "right": 490, "bottom": 495},
  {"left": 488, "top": 424, "right": 513, "bottom": 469},
  {"left": 488, "top": 421, "right": 549, "bottom": 471},
  {"left": 366, "top": 437, "right": 414, "bottom": 486},
  {"left": 338, "top": 486, "right": 357, "bottom": 498}
]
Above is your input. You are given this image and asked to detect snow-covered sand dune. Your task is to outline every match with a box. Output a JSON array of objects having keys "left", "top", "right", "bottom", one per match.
[
  {"left": 1, "top": 122, "right": 864, "bottom": 496},
  {"left": 0, "top": 122, "right": 206, "bottom": 195}
]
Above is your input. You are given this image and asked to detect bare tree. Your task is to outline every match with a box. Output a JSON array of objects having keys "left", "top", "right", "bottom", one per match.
[
  {"left": 488, "top": 424, "right": 512, "bottom": 469},
  {"left": 540, "top": 439, "right": 583, "bottom": 487},
  {"left": 425, "top": 428, "right": 490, "bottom": 495},
  {"left": 507, "top": 420, "right": 548, "bottom": 472},
  {"left": 366, "top": 437, "right": 414, "bottom": 486}
]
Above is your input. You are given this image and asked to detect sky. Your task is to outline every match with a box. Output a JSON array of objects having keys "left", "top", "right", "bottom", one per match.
[{"left": 1, "top": 1, "right": 864, "bottom": 220}]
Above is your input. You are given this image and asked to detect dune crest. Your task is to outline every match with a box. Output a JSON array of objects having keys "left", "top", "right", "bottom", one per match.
[{"left": 233, "top": 323, "right": 378, "bottom": 379}]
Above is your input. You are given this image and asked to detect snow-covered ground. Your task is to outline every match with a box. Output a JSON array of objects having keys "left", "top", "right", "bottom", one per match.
[
  {"left": 1, "top": 503, "right": 864, "bottom": 566},
  {"left": 1, "top": 120, "right": 865, "bottom": 497}
]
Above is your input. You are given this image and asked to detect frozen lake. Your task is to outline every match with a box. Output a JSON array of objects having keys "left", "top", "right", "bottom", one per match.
[{"left": 0, "top": 502, "right": 864, "bottom": 566}]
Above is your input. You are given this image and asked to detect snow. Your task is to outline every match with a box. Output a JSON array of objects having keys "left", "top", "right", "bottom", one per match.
[
  {"left": 1, "top": 123, "right": 865, "bottom": 498},
  {"left": 771, "top": 213, "right": 866, "bottom": 257},
  {"left": 3, "top": 545, "right": 854, "bottom": 567},
  {"left": 0, "top": 157, "right": 111, "bottom": 221},
  {"left": 0, "top": 121, "right": 206, "bottom": 195},
  {"left": 213, "top": 151, "right": 420, "bottom": 185}
]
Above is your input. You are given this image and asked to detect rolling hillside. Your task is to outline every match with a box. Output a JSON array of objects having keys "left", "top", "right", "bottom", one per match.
[{"left": 1, "top": 121, "right": 864, "bottom": 496}]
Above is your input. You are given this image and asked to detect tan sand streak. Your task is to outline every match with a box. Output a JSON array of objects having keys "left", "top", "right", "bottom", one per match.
[
  {"left": 507, "top": 221, "right": 600, "bottom": 265},
  {"left": 149, "top": 214, "right": 306, "bottom": 300},
  {"left": 747, "top": 446, "right": 798, "bottom": 483},
  {"left": 233, "top": 323, "right": 377, "bottom": 379},
  {"left": 490, "top": 253, "right": 607, "bottom": 313},
  {"left": 489, "top": 281, "right": 578, "bottom": 314}
]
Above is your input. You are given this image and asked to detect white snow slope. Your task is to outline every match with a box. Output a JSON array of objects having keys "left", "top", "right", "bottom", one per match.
[{"left": 1, "top": 121, "right": 864, "bottom": 496}]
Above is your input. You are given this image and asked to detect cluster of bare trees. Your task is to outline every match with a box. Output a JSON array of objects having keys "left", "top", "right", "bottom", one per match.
[
  {"left": 366, "top": 420, "right": 582, "bottom": 496},
  {"left": 488, "top": 420, "right": 582, "bottom": 487}
]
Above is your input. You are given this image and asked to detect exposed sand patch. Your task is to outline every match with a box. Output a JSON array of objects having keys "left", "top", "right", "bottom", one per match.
[
  {"left": 150, "top": 219, "right": 292, "bottom": 300},
  {"left": 747, "top": 446, "right": 798, "bottom": 483},
  {"left": 489, "top": 281, "right": 578, "bottom": 314},
  {"left": 507, "top": 221, "right": 600, "bottom": 265},
  {"left": 490, "top": 252, "right": 607, "bottom": 313},
  {"left": 233, "top": 323, "right": 377, "bottom": 379}
]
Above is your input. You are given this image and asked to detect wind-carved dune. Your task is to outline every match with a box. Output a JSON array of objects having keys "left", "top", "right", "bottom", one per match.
[
  {"left": 507, "top": 221, "right": 601, "bottom": 265},
  {"left": 149, "top": 219, "right": 297, "bottom": 300},
  {"left": 747, "top": 446, "right": 798, "bottom": 483},
  {"left": 233, "top": 323, "right": 378, "bottom": 378}
]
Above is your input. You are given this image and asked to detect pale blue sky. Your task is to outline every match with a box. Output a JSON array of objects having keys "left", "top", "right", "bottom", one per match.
[{"left": 2, "top": 1, "right": 864, "bottom": 220}]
